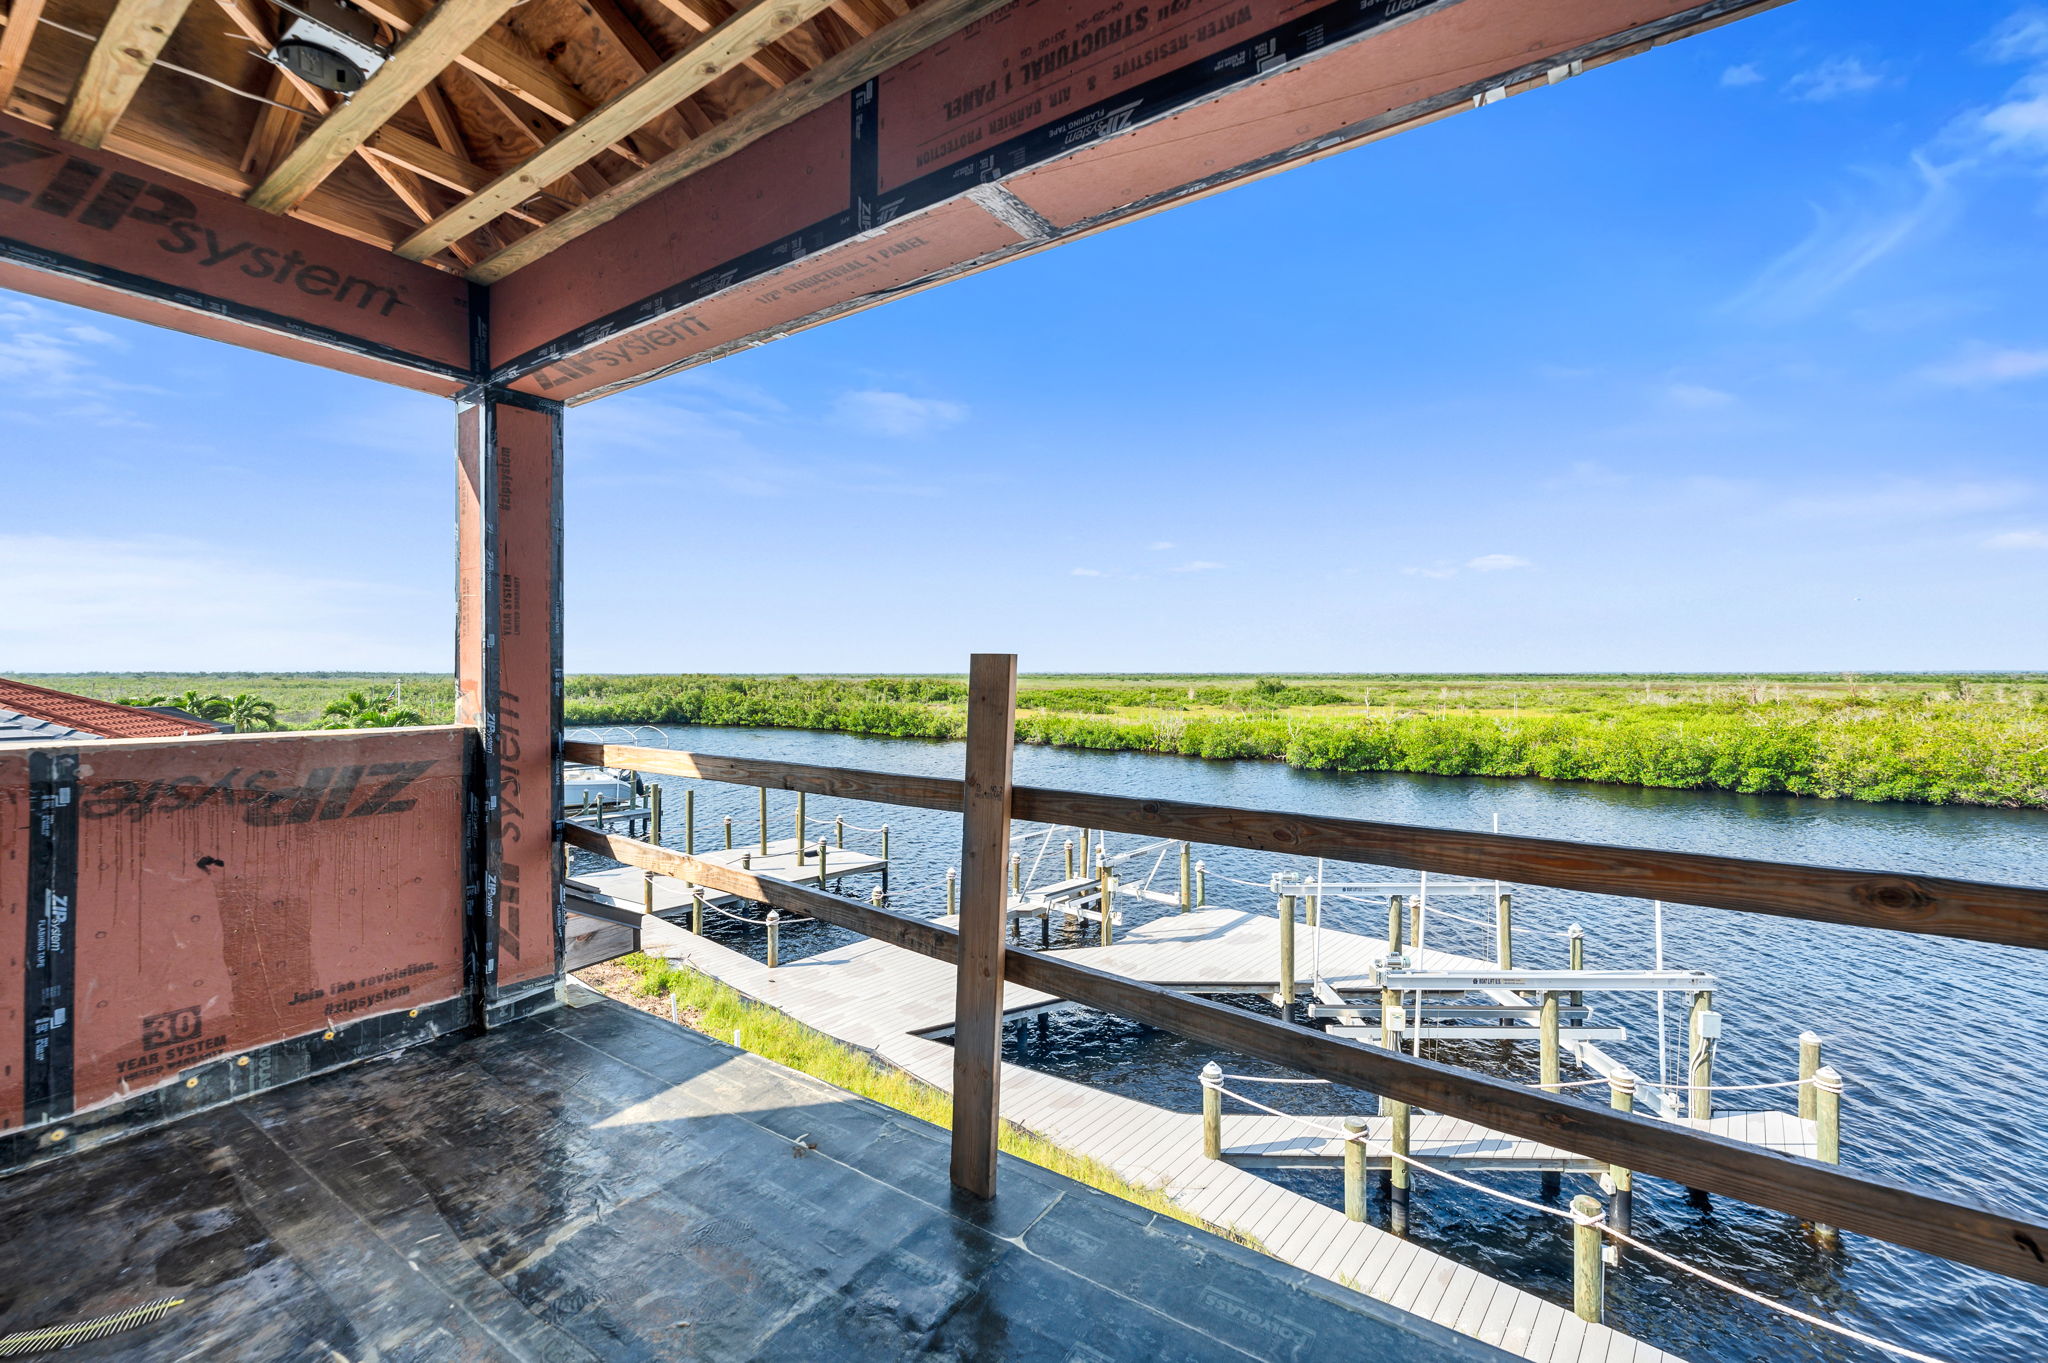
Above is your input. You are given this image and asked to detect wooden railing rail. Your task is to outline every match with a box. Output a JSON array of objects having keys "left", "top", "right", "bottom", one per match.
[
  {"left": 563, "top": 819, "right": 2048, "bottom": 1289},
  {"left": 563, "top": 740, "right": 2048, "bottom": 953}
]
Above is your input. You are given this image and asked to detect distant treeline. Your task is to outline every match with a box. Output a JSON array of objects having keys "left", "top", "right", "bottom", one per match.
[{"left": 565, "top": 675, "right": 2048, "bottom": 809}]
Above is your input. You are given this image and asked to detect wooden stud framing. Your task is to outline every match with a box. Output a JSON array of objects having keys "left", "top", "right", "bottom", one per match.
[
  {"left": 950, "top": 653, "right": 1017, "bottom": 1198},
  {"left": 248, "top": 0, "right": 524, "bottom": 214},
  {"left": 397, "top": 0, "right": 836, "bottom": 262},
  {"left": 57, "top": 0, "right": 196, "bottom": 148},
  {"left": 467, "top": 0, "right": 1015, "bottom": 281},
  {"left": 0, "top": 0, "right": 51, "bottom": 111}
]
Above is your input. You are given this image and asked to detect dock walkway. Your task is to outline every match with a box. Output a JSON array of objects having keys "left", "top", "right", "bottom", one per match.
[{"left": 629, "top": 905, "right": 1710, "bottom": 1363}]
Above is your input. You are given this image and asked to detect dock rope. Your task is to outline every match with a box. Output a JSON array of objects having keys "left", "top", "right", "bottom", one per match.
[{"left": 1202, "top": 1079, "right": 1948, "bottom": 1363}]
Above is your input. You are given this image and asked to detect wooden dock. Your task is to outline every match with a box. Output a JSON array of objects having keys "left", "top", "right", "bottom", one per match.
[{"left": 616, "top": 905, "right": 1743, "bottom": 1362}]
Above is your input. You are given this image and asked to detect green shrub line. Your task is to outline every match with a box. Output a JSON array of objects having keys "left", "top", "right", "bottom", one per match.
[
  {"left": 28, "top": 672, "right": 2048, "bottom": 809},
  {"left": 594, "top": 951, "right": 1265, "bottom": 1250}
]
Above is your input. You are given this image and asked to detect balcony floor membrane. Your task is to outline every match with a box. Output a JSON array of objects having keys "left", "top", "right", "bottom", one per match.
[{"left": 0, "top": 996, "right": 1510, "bottom": 1361}]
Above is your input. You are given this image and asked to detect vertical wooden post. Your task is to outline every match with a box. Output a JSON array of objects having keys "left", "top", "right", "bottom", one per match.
[
  {"left": 951, "top": 653, "right": 1017, "bottom": 1200},
  {"left": 650, "top": 784, "right": 664, "bottom": 845},
  {"left": 455, "top": 393, "right": 563, "bottom": 1027},
  {"left": 1495, "top": 893, "right": 1513, "bottom": 968},
  {"left": 1814, "top": 1066, "right": 1842, "bottom": 1163},
  {"left": 946, "top": 866, "right": 958, "bottom": 917},
  {"left": 766, "top": 910, "right": 780, "bottom": 969},
  {"left": 722, "top": 815, "right": 733, "bottom": 849},
  {"left": 1010, "top": 851, "right": 1022, "bottom": 895},
  {"left": 1388, "top": 1099, "right": 1411, "bottom": 1234},
  {"left": 1387, "top": 895, "right": 1405, "bottom": 954},
  {"left": 1572, "top": 1195, "right": 1605, "bottom": 1322},
  {"left": 1539, "top": 991, "right": 1561, "bottom": 1091},
  {"left": 1063, "top": 839, "right": 1075, "bottom": 880},
  {"left": 1688, "top": 990, "right": 1716, "bottom": 1120},
  {"left": 1195, "top": 860, "right": 1207, "bottom": 907},
  {"left": 690, "top": 887, "right": 703, "bottom": 936},
  {"left": 816, "top": 839, "right": 828, "bottom": 888},
  {"left": 1078, "top": 829, "right": 1091, "bottom": 880},
  {"left": 1179, "top": 842, "right": 1192, "bottom": 912},
  {"left": 684, "top": 788, "right": 694, "bottom": 854},
  {"left": 1307, "top": 893, "right": 1319, "bottom": 928},
  {"left": 1277, "top": 893, "right": 1297, "bottom": 1020},
  {"left": 835, "top": 815, "right": 845, "bottom": 849},
  {"left": 1343, "top": 1117, "right": 1367, "bottom": 1222},
  {"left": 795, "top": 792, "right": 806, "bottom": 859},
  {"left": 1568, "top": 924, "right": 1585, "bottom": 1009},
  {"left": 1798, "top": 1031, "right": 1823, "bottom": 1121},
  {"left": 1608, "top": 1070, "right": 1635, "bottom": 1239},
  {"left": 1099, "top": 869, "right": 1115, "bottom": 945},
  {"left": 880, "top": 825, "right": 891, "bottom": 894},
  {"left": 642, "top": 870, "right": 654, "bottom": 914},
  {"left": 1201, "top": 1062, "right": 1224, "bottom": 1159},
  {"left": 758, "top": 786, "right": 769, "bottom": 855}
]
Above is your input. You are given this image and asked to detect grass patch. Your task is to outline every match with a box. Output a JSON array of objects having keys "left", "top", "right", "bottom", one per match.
[{"left": 593, "top": 950, "right": 1265, "bottom": 1252}]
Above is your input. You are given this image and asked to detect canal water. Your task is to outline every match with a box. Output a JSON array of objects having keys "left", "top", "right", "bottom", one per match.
[{"left": 569, "top": 723, "right": 2048, "bottom": 1363}]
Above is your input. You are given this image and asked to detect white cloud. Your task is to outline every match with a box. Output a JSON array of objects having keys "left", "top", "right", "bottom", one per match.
[
  {"left": 1774, "top": 478, "right": 2031, "bottom": 523},
  {"left": 1665, "top": 381, "right": 1736, "bottom": 409},
  {"left": 1985, "top": 529, "right": 2048, "bottom": 549},
  {"left": 1721, "top": 64, "right": 1764, "bottom": 87},
  {"left": 1466, "top": 554, "right": 1532, "bottom": 572},
  {"left": 1723, "top": 157, "right": 1955, "bottom": 322},
  {"left": 1171, "top": 560, "right": 1222, "bottom": 573},
  {"left": 1984, "top": 8, "right": 2048, "bottom": 62},
  {"left": 832, "top": 388, "right": 968, "bottom": 437},
  {"left": 1918, "top": 345, "right": 2048, "bottom": 387},
  {"left": 0, "top": 299, "right": 155, "bottom": 426},
  {"left": 1070, "top": 567, "right": 1105, "bottom": 577},
  {"left": 0, "top": 533, "right": 437, "bottom": 669},
  {"left": 1787, "top": 56, "right": 1889, "bottom": 102}
]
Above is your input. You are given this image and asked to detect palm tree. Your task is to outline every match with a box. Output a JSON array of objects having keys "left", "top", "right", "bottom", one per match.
[
  {"left": 320, "top": 690, "right": 424, "bottom": 729},
  {"left": 223, "top": 694, "right": 279, "bottom": 731}
]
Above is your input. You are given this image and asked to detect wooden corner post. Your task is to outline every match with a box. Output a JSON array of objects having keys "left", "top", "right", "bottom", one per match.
[
  {"left": 457, "top": 388, "right": 565, "bottom": 1027},
  {"left": 951, "top": 652, "right": 1018, "bottom": 1198}
]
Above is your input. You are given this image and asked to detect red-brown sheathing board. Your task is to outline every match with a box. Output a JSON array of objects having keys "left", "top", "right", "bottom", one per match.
[
  {"left": 0, "top": 729, "right": 468, "bottom": 1132},
  {"left": 491, "top": 0, "right": 1770, "bottom": 402},
  {"left": 455, "top": 396, "right": 564, "bottom": 1000},
  {"left": 0, "top": 112, "right": 474, "bottom": 394}
]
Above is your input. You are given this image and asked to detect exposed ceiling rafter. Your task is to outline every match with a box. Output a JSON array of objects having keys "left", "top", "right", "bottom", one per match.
[
  {"left": 397, "top": 0, "right": 835, "bottom": 262},
  {"left": 0, "top": 0, "right": 52, "bottom": 111},
  {"left": 466, "top": 0, "right": 1014, "bottom": 282},
  {"left": 247, "top": 0, "right": 524, "bottom": 214},
  {"left": 57, "top": 0, "right": 197, "bottom": 148}
]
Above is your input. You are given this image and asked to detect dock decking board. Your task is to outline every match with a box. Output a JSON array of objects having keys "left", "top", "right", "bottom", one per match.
[{"left": 631, "top": 906, "right": 1699, "bottom": 1363}]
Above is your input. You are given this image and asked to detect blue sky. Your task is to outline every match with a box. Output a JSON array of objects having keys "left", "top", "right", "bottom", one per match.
[{"left": 5, "top": 0, "right": 2046, "bottom": 674}]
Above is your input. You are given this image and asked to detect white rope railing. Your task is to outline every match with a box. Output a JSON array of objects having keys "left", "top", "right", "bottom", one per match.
[{"left": 1202, "top": 1079, "right": 1946, "bottom": 1363}]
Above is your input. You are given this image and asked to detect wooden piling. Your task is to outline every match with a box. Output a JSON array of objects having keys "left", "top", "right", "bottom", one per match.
[
  {"left": 1814, "top": 1066, "right": 1842, "bottom": 1164},
  {"left": 1539, "top": 991, "right": 1562, "bottom": 1092},
  {"left": 870, "top": 886, "right": 885, "bottom": 909},
  {"left": 1572, "top": 1195, "right": 1605, "bottom": 1323},
  {"left": 1389, "top": 1099, "right": 1412, "bottom": 1235},
  {"left": 816, "top": 839, "right": 828, "bottom": 888},
  {"left": 684, "top": 789, "right": 695, "bottom": 855},
  {"left": 1201, "top": 1062, "right": 1223, "bottom": 1160},
  {"left": 835, "top": 815, "right": 844, "bottom": 849},
  {"left": 1064, "top": 839, "right": 1075, "bottom": 880},
  {"left": 946, "top": 867, "right": 958, "bottom": 917},
  {"left": 642, "top": 870, "right": 654, "bottom": 914},
  {"left": 795, "top": 792, "right": 807, "bottom": 858},
  {"left": 723, "top": 815, "right": 733, "bottom": 849},
  {"left": 1495, "top": 892, "right": 1513, "bottom": 968},
  {"left": 1099, "top": 869, "right": 1115, "bottom": 945},
  {"left": 1343, "top": 1117, "right": 1367, "bottom": 1222},
  {"left": 766, "top": 910, "right": 780, "bottom": 969},
  {"left": 1011, "top": 851, "right": 1022, "bottom": 896},
  {"left": 1195, "top": 860, "right": 1207, "bottom": 907},
  {"left": 1307, "top": 893, "right": 1319, "bottom": 928},
  {"left": 1688, "top": 990, "right": 1716, "bottom": 1120},
  {"left": 1798, "top": 1031, "right": 1823, "bottom": 1121},
  {"left": 1608, "top": 1070, "right": 1636, "bottom": 1239},
  {"left": 758, "top": 787, "right": 768, "bottom": 856},
  {"left": 650, "top": 784, "right": 664, "bottom": 845},
  {"left": 690, "top": 887, "right": 703, "bottom": 936},
  {"left": 880, "top": 825, "right": 890, "bottom": 894},
  {"left": 1179, "top": 842, "right": 1192, "bottom": 912},
  {"left": 1277, "top": 893, "right": 1297, "bottom": 1020},
  {"left": 1388, "top": 894, "right": 1405, "bottom": 954},
  {"left": 1568, "top": 925, "right": 1585, "bottom": 1009}
]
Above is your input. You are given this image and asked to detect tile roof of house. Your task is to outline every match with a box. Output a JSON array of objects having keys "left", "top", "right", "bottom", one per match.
[{"left": 0, "top": 679, "right": 224, "bottom": 740}]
